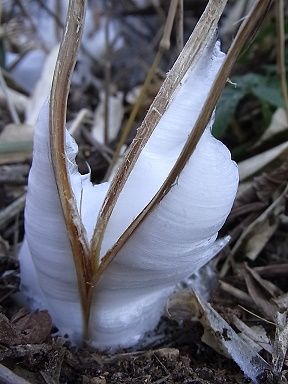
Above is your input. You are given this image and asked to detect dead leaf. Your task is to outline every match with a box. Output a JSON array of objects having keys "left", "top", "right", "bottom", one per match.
[
  {"left": 243, "top": 265, "right": 280, "bottom": 321},
  {"left": 239, "top": 142, "right": 288, "bottom": 181},
  {"left": 256, "top": 108, "right": 288, "bottom": 146},
  {"left": 167, "top": 290, "right": 270, "bottom": 382},
  {"left": 255, "top": 264, "right": 288, "bottom": 279},
  {"left": 0, "top": 313, "right": 21, "bottom": 346},
  {"left": 166, "top": 290, "right": 198, "bottom": 322},
  {"left": 273, "top": 311, "right": 288, "bottom": 376},
  {"left": 231, "top": 184, "right": 288, "bottom": 261},
  {"left": 273, "top": 293, "right": 288, "bottom": 311},
  {"left": 0, "top": 237, "right": 9, "bottom": 257},
  {"left": 219, "top": 280, "right": 254, "bottom": 307},
  {"left": 12, "top": 309, "right": 53, "bottom": 344},
  {"left": 245, "top": 265, "right": 283, "bottom": 298},
  {"left": 0, "top": 309, "right": 52, "bottom": 346},
  {"left": 0, "top": 123, "right": 33, "bottom": 164},
  {"left": 232, "top": 315, "right": 272, "bottom": 353}
]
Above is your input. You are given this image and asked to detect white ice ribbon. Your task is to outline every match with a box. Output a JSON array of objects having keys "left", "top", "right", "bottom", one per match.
[{"left": 20, "top": 41, "right": 239, "bottom": 348}]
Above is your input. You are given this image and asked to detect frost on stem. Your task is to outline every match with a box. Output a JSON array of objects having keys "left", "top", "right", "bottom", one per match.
[{"left": 19, "top": 41, "right": 238, "bottom": 348}]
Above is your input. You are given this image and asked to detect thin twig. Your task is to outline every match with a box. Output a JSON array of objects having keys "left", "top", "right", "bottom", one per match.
[
  {"left": 0, "top": 194, "right": 26, "bottom": 230},
  {"left": 176, "top": 0, "right": 184, "bottom": 54},
  {"left": 219, "top": 280, "right": 254, "bottom": 306},
  {"left": 35, "top": 0, "right": 63, "bottom": 28},
  {"left": 81, "top": 129, "right": 112, "bottom": 163},
  {"left": 14, "top": 0, "right": 49, "bottom": 53},
  {"left": 0, "top": 69, "right": 20, "bottom": 124},
  {"left": 238, "top": 305, "right": 276, "bottom": 326},
  {"left": 68, "top": 108, "right": 91, "bottom": 136},
  {"left": 276, "top": 0, "right": 288, "bottom": 121},
  {"left": 104, "top": 2, "right": 111, "bottom": 145}
]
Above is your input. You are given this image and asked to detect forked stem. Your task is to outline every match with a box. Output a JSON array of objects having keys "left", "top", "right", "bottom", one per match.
[
  {"left": 90, "top": 0, "right": 229, "bottom": 276},
  {"left": 91, "top": 0, "right": 273, "bottom": 288}
]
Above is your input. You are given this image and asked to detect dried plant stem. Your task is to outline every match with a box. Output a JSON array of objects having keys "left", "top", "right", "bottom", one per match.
[
  {"left": 14, "top": 0, "right": 49, "bottom": 53},
  {"left": 49, "top": 0, "right": 91, "bottom": 333},
  {"left": 93, "top": 0, "right": 273, "bottom": 286},
  {"left": 91, "top": 0, "right": 229, "bottom": 272},
  {"left": 176, "top": 0, "right": 184, "bottom": 54},
  {"left": 104, "top": 0, "right": 179, "bottom": 181},
  {"left": 276, "top": 0, "right": 288, "bottom": 121},
  {"left": 0, "top": 69, "right": 20, "bottom": 124},
  {"left": 104, "top": 3, "right": 111, "bottom": 145},
  {"left": 0, "top": 194, "right": 26, "bottom": 230}
]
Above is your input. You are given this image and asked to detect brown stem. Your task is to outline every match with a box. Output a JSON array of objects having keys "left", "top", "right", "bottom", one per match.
[{"left": 49, "top": 0, "right": 91, "bottom": 336}]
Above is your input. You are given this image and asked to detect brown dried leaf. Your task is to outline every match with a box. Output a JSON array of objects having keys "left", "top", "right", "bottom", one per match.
[
  {"left": 231, "top": 183, "right": 288, "bottom": 261},
  {"left": 244, "top": 265, "right": 280, "bottom": 321},
  {"left": 0, "top": 313, "right": 21, "bottom": 346},
  {"left": 225, "top": 161, "right": 288, "bottom": 234},
  {"left": 219, "top": 280, "right": 254, "bottom": 307},
  {"left": 255, "top": 264, "right": 288, "bottom": 279},
  {"left": 12, "top": 309, "right": 53, "bottom": 344},
  {"left": 232, "top": 315, "right": 272, "bottom": 354},
  {"left": 0, "top": 123, "right": 33, "bottom": 164},
  {"left": 239, "top": 142, "right": 288, "bottom": 181},
  {"left": 245, "top": 265, "right": 283, "bottom": 298}
]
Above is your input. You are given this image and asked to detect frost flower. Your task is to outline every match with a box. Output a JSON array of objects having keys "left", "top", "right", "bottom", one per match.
[{"left": 20, "top": 41, "right": 238, "bottom": 349}]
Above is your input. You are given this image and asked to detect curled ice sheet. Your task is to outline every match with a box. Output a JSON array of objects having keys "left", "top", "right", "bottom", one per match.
[{"left": 20, "top": 41, "right": 238, "bottom": 348}]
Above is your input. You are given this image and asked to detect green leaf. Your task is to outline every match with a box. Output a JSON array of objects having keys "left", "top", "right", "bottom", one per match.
[
  {"left": 240, "top": 73, "right": 283, "bottom": 107},
  {"left": 213, "top": 73, "right": 284, "bottom": 138},
  {"left": 214, "top": 83, "right": 245, "bottom": 138}
]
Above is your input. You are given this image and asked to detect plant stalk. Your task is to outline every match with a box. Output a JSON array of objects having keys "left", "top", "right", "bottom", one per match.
[{"left": 49, "top": 0, "right": 91, "bottom": 338}]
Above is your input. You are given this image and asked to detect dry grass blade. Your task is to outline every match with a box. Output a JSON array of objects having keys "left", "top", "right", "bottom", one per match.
[
  {"left": 176, "top": 0, "right": 184, "bottom": 54},
  {"left": 91, "top": 0, "right": 229, "bottom": 272},
  {"left": 243, "top": 264, "right": 279, "bottom": 321},
  {"left": 0, "top": 194, "right": 26, "bottom": 230},
  {"left": 276, "top": 0, "right": 288, "bottom": 120},
  {"left": 0, "top": 69, "right": 20, "bottom": 124},
  {"left": 0, "top": 362, "right": 32, "bottom": 384},
  {"left": 49, "top": 0, "right": 91, "bottom": 326},
  {"left": 93, "top": 0, "right": 273, "bottom": 283}
]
